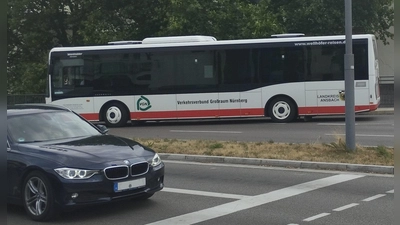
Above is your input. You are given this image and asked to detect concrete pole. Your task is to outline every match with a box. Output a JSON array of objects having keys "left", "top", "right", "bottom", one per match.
[{"left": 344, "top": 0, "right": 356, "bottom": 151}]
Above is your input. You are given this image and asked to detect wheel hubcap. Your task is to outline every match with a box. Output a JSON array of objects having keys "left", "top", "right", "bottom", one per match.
[
  {"left": 106, "top": 106, "right": 122, "bottom": 124},
  {"left": 25, "top": 177, "right": 48, "bottom": 216},
  {"left": 272, "top": 101, "right": 291, "bottom": 120}
]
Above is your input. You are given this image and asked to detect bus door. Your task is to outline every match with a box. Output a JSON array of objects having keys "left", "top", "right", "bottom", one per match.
[
  {"left": 353, "top": 40, "right": 372, "bottom": 111},
  {"left": 218, "top": 48, "right": 263, "bottom": 117},
  {"left": 50, "top": 56, "right": 96, "bottom": 120},
  {"left": 176, "top": 50, "right": 219, "bottom": 119},
  {"left": 136, "top": 52, "right": 178, "bottom": 120}
]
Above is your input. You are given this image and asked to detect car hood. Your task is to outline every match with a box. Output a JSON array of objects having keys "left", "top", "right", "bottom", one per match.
[{"left": 17, "top": 135, "right": 156, "bottom": 168}]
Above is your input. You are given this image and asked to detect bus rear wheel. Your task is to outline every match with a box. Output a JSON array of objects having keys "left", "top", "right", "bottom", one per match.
[
  {"left": 268, "top": 97, "right": 297, "bottom": 123},
  {"left": 103, "top": 103, "right": 128, "bottom": 127}
]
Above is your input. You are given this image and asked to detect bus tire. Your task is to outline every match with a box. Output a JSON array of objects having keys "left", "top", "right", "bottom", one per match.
[
  {"left": 268, "top": 97, "right": 297, "bottom": 123},
  {"left": 103, "top": 102, "right": 128, "bottom": 127}
]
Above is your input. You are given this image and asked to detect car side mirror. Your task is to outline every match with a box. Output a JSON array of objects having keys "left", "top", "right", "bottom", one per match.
[{"left": 96, "top": 124, "right": 109, "bottom": 134}]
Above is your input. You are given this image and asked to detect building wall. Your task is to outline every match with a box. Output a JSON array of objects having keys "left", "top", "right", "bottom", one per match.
[
  {"left": 376, "top": 16, "right": 394, "bottom": 107},
  {"left": 377, "top": 25, "right": 394, "bottom": 85}
]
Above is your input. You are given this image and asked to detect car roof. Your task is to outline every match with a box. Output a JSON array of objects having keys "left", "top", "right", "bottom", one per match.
[{"left": 7, "top": 104, "right": 71, "bottom": 117}]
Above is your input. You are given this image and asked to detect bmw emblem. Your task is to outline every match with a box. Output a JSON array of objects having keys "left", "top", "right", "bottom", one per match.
[{"left": 123, "top": 160, "right": 130, "bottom": 164}]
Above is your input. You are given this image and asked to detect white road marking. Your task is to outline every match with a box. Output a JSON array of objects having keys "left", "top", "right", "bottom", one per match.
[
  {"left": 287, "top": 224, "right": 299, "bottom": 225},
  {"left": 325, "top": 133, "right": 394, "bottom": 138},
  {"left": 170, "top": 130, "right": 242, "bottom": 134},
  {"left": 303, "top": 213, "right": 331, "bottom": 222},
  {"left": 162, "top": 187, "right": 249, "bottom": 199},
  {"left": 386, "top": 189, "right": 394, "bottom": 194},
  {"left": 333, "top": 203, "right": 359, "bottom": 211},
  {"left": 362, "top": 194, "right": 386, "bottom": 202},
  {"left": 146, "top": 174, "right": 364, "bottom": 225}
]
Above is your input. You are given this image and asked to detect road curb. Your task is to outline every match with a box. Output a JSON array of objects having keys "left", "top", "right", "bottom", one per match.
[{"left": 159, "top": 153, "right": 394, "bottom": 175}]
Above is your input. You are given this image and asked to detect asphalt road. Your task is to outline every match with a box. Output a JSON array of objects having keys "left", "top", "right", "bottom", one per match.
[
  {"left": 107, "top": 114, "right": 394, "bottom": 147},
  {"left": 7, "top": 162, "right": 394, "bottom": 225}
]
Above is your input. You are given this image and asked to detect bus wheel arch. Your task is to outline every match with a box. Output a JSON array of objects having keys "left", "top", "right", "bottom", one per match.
[
  {"left": 265, "top": 95, "right": 298, "bottom": 122},
  {"left": 100, "top": 101, "right": 130, "bottom": 127}
]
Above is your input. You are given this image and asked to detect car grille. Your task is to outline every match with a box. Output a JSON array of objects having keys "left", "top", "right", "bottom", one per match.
[
  {"left": 104, "top": 166, "right": 129, "bottom": 180},
  {"left": 104, "top": 162, "right": 149, "bottom": 180},
  {"left": 131, "top": 162, "right": 149, "bottom": 176}
]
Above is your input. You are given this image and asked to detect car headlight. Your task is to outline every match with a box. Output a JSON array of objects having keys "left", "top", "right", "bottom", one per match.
[
  {"left": 54, "top": 168, "right": 99, "bottom": 179},
  {"left": 151, "top": 153, "right": 162, "bottom": 167}
]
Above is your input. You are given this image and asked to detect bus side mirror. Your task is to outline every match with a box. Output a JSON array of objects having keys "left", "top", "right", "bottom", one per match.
[{"left": 96, "top": 124, "right": 109, "bottom": 134}]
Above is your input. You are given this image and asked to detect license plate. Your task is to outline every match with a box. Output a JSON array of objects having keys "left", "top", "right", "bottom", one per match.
[{"left": 114, "top": 178, "right": 146, "bottom": 192}]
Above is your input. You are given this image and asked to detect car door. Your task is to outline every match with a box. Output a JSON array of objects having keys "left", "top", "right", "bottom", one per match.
[{"left": 7, "top": 140, "right": 24, "bottom": 201}]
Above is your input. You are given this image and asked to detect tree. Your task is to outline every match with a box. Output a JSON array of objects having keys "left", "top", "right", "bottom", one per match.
[
  {"left": 8, "top": 0, "right": 83, "bottom": 94},
  {"left": 77, "top": 0, "right": 168, "bottom": 44},
  {"left": 158, "top": 0, "right": 282, "bottom": 40},
  {"left": 268, "top": 0, "right": 394, "bottom": 44}
]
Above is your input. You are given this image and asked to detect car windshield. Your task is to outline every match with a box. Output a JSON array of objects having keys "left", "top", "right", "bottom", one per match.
[{"left": 8, "top": 111, "right": 101, "bottom": 143}]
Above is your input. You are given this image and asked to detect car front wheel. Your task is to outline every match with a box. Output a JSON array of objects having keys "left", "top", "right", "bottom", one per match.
[{"left": 23, "top": 171, "right": 59, "bottom": 221}]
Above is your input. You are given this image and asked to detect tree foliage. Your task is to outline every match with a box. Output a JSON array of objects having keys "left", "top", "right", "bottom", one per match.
[
  {"left": 157, "top": 0, "right": 283, "bottom": 39},
  {"left": 7, "top": 0, "right": 394, "bottom": 94},
  {"left": 269, "top": 0, "right": 394, "bottom": 44}
]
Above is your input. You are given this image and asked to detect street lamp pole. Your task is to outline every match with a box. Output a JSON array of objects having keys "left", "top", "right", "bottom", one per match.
[{"left": 344, "top": 0, "right": 356, "bottom": 151}]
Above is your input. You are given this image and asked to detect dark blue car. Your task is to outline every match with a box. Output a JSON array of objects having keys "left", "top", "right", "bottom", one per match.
[{"left": 7, "top": 104, "right": 165, "bottom": 221}]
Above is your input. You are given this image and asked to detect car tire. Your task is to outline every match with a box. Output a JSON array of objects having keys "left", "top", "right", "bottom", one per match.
[
  {"left": 268, "top": 97, "right": 297, "bottom": 123},
  {"left": 22, "top": 171, "right": 59, "bottom": 221},
  {"left": 103, "top": 102, "right": 129, "bottom": 127}
]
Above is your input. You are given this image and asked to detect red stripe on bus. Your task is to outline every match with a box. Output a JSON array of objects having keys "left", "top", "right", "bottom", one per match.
[
  {"left": 132, "top": 108, "right": 265, "bottom": 119},
  {"left": 80, "top": 104, "right": 378, "bottom": 121},
  {"left": 81, "top": 114, "right": 99, "bottom": 121},
  {"left": 369, "top": 103, "right": 379, "bottom": 111},
  {"left": 298, "top": 104, "right": 378, "bottom": 115}
]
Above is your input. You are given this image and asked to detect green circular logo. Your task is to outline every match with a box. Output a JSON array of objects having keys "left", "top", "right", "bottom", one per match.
[{"left": 137, "top": 96, "right": 152, "bottom": 111}]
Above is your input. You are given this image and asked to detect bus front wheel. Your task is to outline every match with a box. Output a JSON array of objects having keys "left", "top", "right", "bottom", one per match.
[
  {"left": 103, "top": 103, "right": 128, "bottom": 127},
  {"left": 268, "top": 97, "right": 297, "bottom": 123}
]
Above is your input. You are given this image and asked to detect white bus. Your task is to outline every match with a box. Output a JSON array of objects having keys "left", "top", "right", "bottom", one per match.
[{"left": 45, "top": 34, "right": 380, "bottom": 127}]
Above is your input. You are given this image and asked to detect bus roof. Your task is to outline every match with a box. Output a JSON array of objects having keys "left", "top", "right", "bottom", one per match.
[{"left": 50, "top": 34, "right": 375, "bottom": 53}]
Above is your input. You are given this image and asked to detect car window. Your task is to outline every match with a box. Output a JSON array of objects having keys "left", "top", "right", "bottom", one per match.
[{"left": 8, "top": 111, "right": 101, "bottom": 143}]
